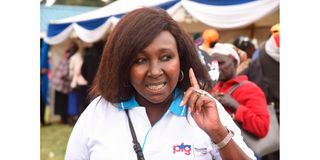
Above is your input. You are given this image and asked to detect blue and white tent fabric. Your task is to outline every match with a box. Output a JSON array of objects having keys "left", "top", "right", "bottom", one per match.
[
  {"left": 44, "top": 0, "right": 279, "bottom": 45},
  {"left": 41, "top": 4, "right": 98, "bottom": 34}
]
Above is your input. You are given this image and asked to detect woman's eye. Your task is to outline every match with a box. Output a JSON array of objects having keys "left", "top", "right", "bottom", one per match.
[
  {"left": 161, "top": 55, "right": 172, "bottom": 61},
  {"left": 135, "top": 58, "right": 146, "bottom": 64}
]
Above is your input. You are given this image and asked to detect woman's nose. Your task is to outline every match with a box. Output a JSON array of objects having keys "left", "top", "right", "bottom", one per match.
[{"left": 148, "top": 61, "right": 163, "bottom": 78}]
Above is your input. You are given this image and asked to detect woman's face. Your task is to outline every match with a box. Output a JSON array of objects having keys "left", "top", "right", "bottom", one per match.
[
  {"left": 211, "top": 54, "right": 237, "bottom": 82},
  {"left": 130, "top": 31, "right": 180, "bottom": 104}
]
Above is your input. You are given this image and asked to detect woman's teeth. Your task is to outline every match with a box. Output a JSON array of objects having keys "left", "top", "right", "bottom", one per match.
[{"left": 147, "top": 83, "right": 165, "bottom": 90}]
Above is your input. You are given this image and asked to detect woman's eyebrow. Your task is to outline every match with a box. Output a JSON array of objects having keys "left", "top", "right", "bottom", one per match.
[
  {"left": 158, "top": 48, "right": 173, "bottom": 52},
  {"left": 140, "top": 48, "right": 173, "bottom": 54}
]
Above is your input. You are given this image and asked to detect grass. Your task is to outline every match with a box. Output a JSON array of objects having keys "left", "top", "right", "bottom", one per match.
[{"left": 40, "top": 123, "right": 73, "bottom": 160}]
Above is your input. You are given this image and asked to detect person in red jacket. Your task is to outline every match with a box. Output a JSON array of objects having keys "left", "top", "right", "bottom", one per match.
[{"left": 209, "top": 43, "right": 270, "bottom": 138}]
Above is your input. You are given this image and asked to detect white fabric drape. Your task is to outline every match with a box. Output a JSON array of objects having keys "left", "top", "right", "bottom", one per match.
[
  {"left": 44, "top": 0, "right": 279, "bottom": 45},
  {"left": 181, "top": 0, "right": 279, "bottom": 29},
  {"left": 73, "top": 17, "right": 119, "bottom": 43},
  {"left": 44, "top": 24, "right": 73, "bottom": 45}
]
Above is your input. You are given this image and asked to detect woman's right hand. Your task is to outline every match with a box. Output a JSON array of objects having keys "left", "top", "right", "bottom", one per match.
[{"left": 180, "top": 68, "right": 225, "bottom": 135}]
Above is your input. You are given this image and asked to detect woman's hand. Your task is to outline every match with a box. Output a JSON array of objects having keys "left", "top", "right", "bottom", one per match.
[
  {"left": 180, "top": 68, "right": 252, "bottom": 159},
  {"left": 180, "top": 68, "right": 224, "bottom": 134}
]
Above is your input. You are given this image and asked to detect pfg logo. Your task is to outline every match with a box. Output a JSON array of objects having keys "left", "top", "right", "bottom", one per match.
[{"left": 173, "top": 143, "right": 192, "bottom": 155}]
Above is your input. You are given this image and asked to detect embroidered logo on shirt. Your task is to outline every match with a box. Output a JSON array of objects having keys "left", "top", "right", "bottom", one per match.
[{"left": 173, "top": 143, "right": 192, "bottom": 155}]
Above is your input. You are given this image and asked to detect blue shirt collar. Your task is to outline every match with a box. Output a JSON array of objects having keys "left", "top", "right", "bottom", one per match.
[{"left": 118, "top": 89, "right": 188, "bottom": 117}]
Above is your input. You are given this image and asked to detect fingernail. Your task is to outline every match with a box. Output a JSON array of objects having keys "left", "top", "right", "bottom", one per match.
[{"left": 179, "top": 101, "right": 184, "bottom": 106}]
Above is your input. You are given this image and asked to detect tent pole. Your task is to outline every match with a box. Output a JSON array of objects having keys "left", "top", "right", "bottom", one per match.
[{"left": 249, "top": 24, "right": 255, "bottom": 39}]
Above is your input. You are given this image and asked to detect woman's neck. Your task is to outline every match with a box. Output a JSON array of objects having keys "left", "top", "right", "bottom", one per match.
[{"left": 136, "top": 93, "right": 173, "bottom": 126}]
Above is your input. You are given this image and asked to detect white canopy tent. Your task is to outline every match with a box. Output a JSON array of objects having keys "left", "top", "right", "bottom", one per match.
[
  {"left": 44, "top": 0, "right": 279, "bottom": 45},
  {"left": 44, "top": 0, "right": 279, "bottom": 118}
]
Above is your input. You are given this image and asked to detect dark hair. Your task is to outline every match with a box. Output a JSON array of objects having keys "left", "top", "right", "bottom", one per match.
[
  {"left": 209, "top": 41, "right": 217, "bottom": 48},
  {"left": 233, "top": 36, "right": 255, "bottom": 58},
  {"left": 90, "top": 7, "right": 212, "bottom": 103}
]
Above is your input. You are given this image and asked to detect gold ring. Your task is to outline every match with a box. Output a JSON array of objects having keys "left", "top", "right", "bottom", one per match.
[
  {"left": 199, "top": 93, "right": 205, "bottom": 97},
  {"left": 193, "top": 89, "right": 207, "bottom": 97},
  {"left": 196, "top": 93, "right": 203, "bottom": 99}
]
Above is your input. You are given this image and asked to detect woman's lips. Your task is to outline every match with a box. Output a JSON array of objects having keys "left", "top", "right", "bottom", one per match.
[{"left": 146, "top": 82, "right": 166, "bottom": 91}]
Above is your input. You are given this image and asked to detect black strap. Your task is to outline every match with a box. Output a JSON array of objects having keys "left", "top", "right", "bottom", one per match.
[
  {"left": 125, "top": 109, "right": 145, "bottom": 160},
  {"left": 226, "top": 81, "right": 249, "bottom": 95}
]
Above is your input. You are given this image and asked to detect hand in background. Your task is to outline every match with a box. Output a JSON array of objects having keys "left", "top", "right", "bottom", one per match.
[{"left": 215, "top": 93, "right": 240, "bottom": 113}]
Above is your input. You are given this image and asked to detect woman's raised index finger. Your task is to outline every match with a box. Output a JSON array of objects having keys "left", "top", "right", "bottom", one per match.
[{"left": 189, "top": 68, "right": 200, "bottom": 89}]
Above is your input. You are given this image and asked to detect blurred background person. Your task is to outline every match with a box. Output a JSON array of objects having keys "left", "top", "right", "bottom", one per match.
[
  {"left": 233, "top": 36, "right": 256, "bottom": 60},
  {"left": 243, "top": 24, "right": 280, "bottom": 123},
  {"left": 80, "top": 40, "right": 105, "bottom": 112},
  {"left": 51, "top": 41, "right": 77, "bottom": 124},
  {"left": 209, "top": 43, "right": 270, "bottom": 159},
  {"left": 199, "top": 28, "right": 219, "bottom": 53},
  {"left": 68, "top": 39, "right": 88, "bottom": 124},
  {"left": 209, "top": 43, "right": 270, "bottom": 138},
  {"left": 232, "top": 36, "right": 256, "bottom": 75},
  {"left": 40, "top": 39, "right": 50, "bottom": 126},
  {"left": 224, "top": 43, "right": 249, "bottom": 75},
  {"left": 239, "top": 24, "right": 280, "bottom": 160},
  {"left": 195, "top": 29, "right": 220, "bottom": 83}
]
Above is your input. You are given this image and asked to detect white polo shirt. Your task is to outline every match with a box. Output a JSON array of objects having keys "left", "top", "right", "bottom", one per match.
[{"left": 65, "top": 89, "right": 256, "bottom": 160}]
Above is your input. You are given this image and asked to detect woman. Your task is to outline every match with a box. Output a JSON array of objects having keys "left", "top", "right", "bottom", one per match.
[
  {"left": 210, "top": 43, "right": 270, "bottom": 138},
  {"left": 51, "top": 42, "right": 77, "bottom": 124},
  {"left": 65, "top": 8, "right": 255, "bottom": 160}
]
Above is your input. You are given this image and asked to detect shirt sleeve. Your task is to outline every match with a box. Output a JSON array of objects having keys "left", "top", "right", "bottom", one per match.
[
  {"left": 65, "top": 97, "right": 100, "bottom": 160},
  {"left": 233, "top": 83, "right": 270, "bottom": 138}
]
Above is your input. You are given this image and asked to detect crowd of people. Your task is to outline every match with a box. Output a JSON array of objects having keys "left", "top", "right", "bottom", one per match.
[
  {"left": 41, "top": 7, "right": 279, "bottom": 160},
  {"left": 40, "top": 38, "right": 105, "bottom": 126},
  {"left": 193, "top": 23, "right": 280, "bottom": 160}
]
